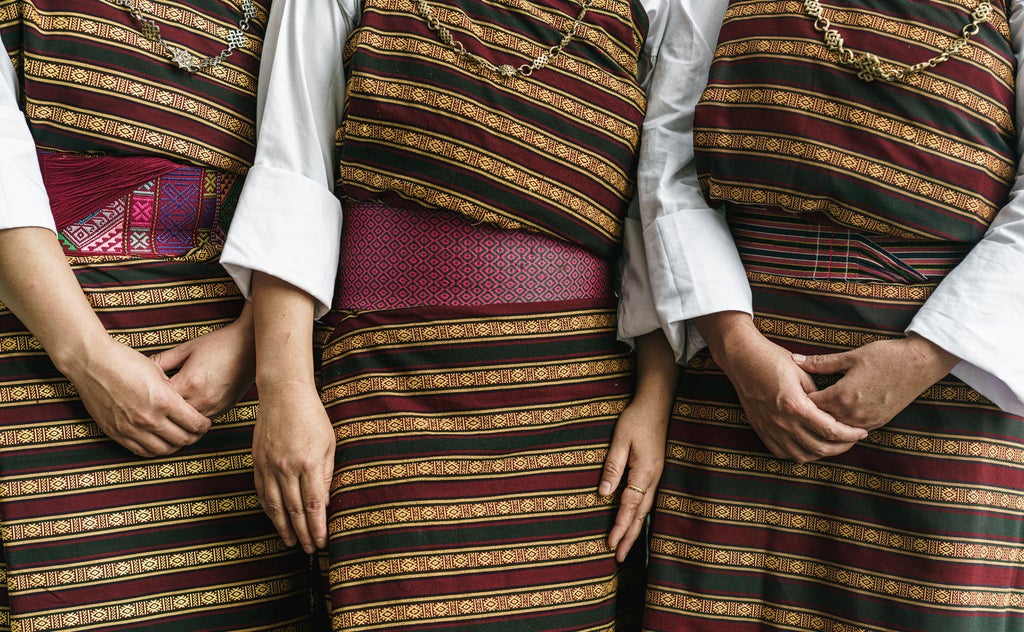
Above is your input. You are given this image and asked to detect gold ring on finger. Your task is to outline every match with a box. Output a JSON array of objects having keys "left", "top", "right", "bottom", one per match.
[{"left": 626, "top": 483, "right": 647, "bottom": 495}]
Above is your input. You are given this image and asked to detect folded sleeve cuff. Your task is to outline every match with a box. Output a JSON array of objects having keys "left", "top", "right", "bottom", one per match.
[
  {"left": 646, "top": 207, "right": 752, "bottom": 360},
  {"left": 220, "top": 164, "right": 342, "bottom": 318},
  {"left": 618, "top": 216, "right": 663, "bottom": 348},
  {"left": 0, "top": 111, "right": 55, "bottom": 232},
  {"left": 906, "top": 240, "right": 1024, "bottom": 416}
]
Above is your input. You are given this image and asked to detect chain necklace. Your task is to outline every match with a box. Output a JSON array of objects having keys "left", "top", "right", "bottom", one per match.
[
  {"left": 803, "top": 0, "right": 992, "bottom": 82},
  {"left": 107, "top": 0, "right": 257, "bottom": 72},
  {"left": 413, "top": 0, "right": 594, "bottom": 79}
]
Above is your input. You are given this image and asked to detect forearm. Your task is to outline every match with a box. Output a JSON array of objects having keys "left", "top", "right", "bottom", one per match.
[
  {"left": 692, "top": 310, "right": 760, "bottom": 372},
  {"left": 251, "top": 271, "right": 317, "bottom": 394},
  {"left": 0, "top": 227, "right": 110, "bottom": 376},
  {"left": 632, "top": 329, "right": 679, "bottom": 419}
]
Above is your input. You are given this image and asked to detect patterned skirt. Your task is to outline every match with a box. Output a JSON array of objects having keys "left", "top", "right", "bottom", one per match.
[
  {"left": 644, "top": 209, "right": 1024, "bottom": 631},
  {"left": 315, "top": 201, "right": 644, "bottom": 630},
  {"left": 0, "top": 164, "right": 316, "bottom": 631}
]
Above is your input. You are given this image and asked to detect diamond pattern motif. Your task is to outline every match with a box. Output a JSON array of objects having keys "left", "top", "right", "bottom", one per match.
[
  {"left": 336, "top": 202, "right": 612, "bottom": 311},
  {"left": 58, "top": 165, "right": 236, "bottom": 257}
]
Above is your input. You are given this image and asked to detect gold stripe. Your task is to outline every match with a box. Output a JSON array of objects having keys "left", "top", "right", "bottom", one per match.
[
  {"left": 337, "top": 446, "right": 611, "bottom": 489},
  {"left": 334, "top": 488, "right": 614, "bottom": 535},
  {"left": 14, "top": 577, "right": 299, "bottom": 632},
  {"left": 0, "top": 447, "right": 256, "bottom": 499},
  {"left": 0, "top": 401, "right": 254, "bottom": 447},
  {"left": 324, "top": 310, "right": 617, "bottom": 360},
  {"left": 322, "top": 356, "right": 631, "bottom": 405},
  {"left": 341, "top": 120, "right": 625, "bottom": 237},
  {"left": 333, "top": 576, "right": 618, "bottom": 629},
  {"left": 657, "top": 494, "right": 1024, "bottom": 565},
  {"left": 25, "top": 100, "right": 246, "bottom": 173},
  {"left": 666, "top": 443, "right": 1024, "bottom": 515},
  {"left": 699, "top": 84, "right": 1014, "bottom": 179},
  {"left": 331, "top": 535, "right": 610, "bottom": 586},
  {"left": 725, "top": 0, "right": 1014, "bottom": 87},
  {"left": 651, "top": 537, "right": 1024, "bottom": 609},
  {"left": 646, "top": 587, "right": 893, "bottom": 630},
  {"left": 10, "top": 538, "right": 289, "bottom": 593},
  {"left": 2, "top": 493, "right": 262, "bottom": 542},
  {"left": 23, "top": 55, "right": 256, "bottom": 142},
  {"left": 335, "top": 397, "right": 628, "bottom": 440},
  {"left": 747, "top": 272, "right": 933, "bottom": 303}
]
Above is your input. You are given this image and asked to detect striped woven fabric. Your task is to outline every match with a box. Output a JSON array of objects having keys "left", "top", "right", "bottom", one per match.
[
  {"left": 0, "top": 0, "right": 268, "bottom": 174},
  {"left": 645, "top": 1, "right": 1024, "bottom": 630},
  {"left": 0, "top": 3, "right": 320, "bottom": 630},
  {"left": 338, "top": 0, "right": 648, "bottom": 259},
  {"left": 317, "top": 1, "right": 650, "bottom": 627},
  {"left": 318, "top": 296, "right": 642, "bottom": 630},
  {"left": 0, "top": 254, "right": 316, "bottom": 632}
]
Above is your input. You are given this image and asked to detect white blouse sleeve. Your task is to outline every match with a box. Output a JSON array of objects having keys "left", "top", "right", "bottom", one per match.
[
  {"left": 904, "top": 0, "right": 1024, "bottom": 416},
  {"left": 617, "top": 0, "right": 751, "bottom": 360},
  {"left": 0, "top": 33, "right": 55, "bottom": 233},
  {"left": 220, "top": 0, "right": 358, "bottom": 318}
]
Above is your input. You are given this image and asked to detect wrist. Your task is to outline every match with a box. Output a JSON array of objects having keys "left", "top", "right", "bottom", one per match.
[
  {"left": 904, "top": 333, "right": 958, "bottom": 379},
  {"left": 693, "top": 311, "right": 760, "bottom": 372},
  {"left": 48, "top": 326, "right": 118, "bottom": 380}
]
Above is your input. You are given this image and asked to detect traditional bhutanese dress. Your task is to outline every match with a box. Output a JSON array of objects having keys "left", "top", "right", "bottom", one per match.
[
  {"left": 218, "top": 0, "right": 707, "bottom": 628},
  {"left": 643, "top": 0, "right": 1024, "bottom": 630},
  {"left": 0, "top": 3, "right": 317, "bottom": 630}
]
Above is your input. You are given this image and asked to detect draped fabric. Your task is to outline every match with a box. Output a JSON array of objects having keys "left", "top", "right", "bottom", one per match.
[
  {"left": 0, "top": 0, "right": 268, "bottom": 174},
  {"left": 645, "top": 0, "right": 1024, "bottom": 630},
  {"left": 0, "top": 167, "right": 319, "bottom": 632},
  {"left": 0, "top": 3, "right": 319, "bottom": 630},
  {"left": 338, "top": 0, "right": 648, "bottom": 259},
  {"left": 315, "top": 1, "right": 650, "bottom": 627}
]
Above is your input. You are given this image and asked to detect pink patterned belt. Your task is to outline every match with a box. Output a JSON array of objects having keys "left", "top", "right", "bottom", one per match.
[
  {"left": 334, "top": 201, "right": 613, "bottom": 311},
  {"left": 41, "top": 152, "right": 237, "bottom": 258}
]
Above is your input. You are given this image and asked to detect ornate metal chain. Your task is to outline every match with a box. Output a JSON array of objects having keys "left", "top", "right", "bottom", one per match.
[
  {"left": 413, "top": 0, "right": 594, "bottom": 79},
  {"left": 803, "top": 0, "right": 992, "bottom": 82},
  {"left": 108, "top": 0, "right": 257, "bottom": 72}
]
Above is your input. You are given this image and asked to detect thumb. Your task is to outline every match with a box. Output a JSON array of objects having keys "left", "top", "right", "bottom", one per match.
[
  {"left": 151, "top": 343, "right": 191, "bottom": 374},
  {"left": 793, "top": 351, "right": 851, "bottom": 375},
  {"left": 598, "top": 438, "right": 630, "bottom": 496}
]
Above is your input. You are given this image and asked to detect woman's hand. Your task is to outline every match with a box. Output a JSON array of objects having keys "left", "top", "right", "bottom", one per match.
[
  {"left": 599, "top": 399, "right": 669, "bottom": 562},
  {"left": 599, "top": 331, "right": 677, "bottom": 562},
  {"left": 251, "top": 381, "right": 334, "bottom": 554},
  {"left": 695, "top": 312, "right": 868, "bottom": 462},
  {"left": 796, "top": 334, "right": 958, "bottom": 431},
  {"left": 69, "top": 337, "right": 211, "bottom": 457},
  {"left": 249, "top": 271, "right": 329, "bottom": 553},
  {"left": 0, "top": 227, "right": 209, "bottom": 457},
  {"left": 151, "top": 304, "right": 256, "bottom": 417}
]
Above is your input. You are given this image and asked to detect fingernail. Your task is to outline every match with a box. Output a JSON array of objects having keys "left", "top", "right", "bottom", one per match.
[
  {"left": 792, "top": 353, "right": 807, "bottom": 363},
  {"left": 598, "top": 482, "right": 611, "bottom": 496}
]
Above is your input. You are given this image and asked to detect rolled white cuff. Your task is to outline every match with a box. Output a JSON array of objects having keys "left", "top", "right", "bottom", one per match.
[{"left": 221, "top": 164, "right": 342, "bottom": 318}]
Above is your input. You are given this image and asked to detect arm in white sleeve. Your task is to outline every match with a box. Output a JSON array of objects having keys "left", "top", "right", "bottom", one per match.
[
  {"left": 904, "top": 0, "right": 1024, "bottom": 416},
  {"left": 618, "top": 0, "right": 751, "bottom": 361},
  {"left": 220, "top": 0, "right": 357, "bottom": 318},
  {"left": 0, "top": 33, "right": 54, "bottom": 232}
]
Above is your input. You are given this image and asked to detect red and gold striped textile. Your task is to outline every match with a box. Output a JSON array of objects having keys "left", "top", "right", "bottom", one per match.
[
  {"left": 0, "top": 165, "right": 318, "bottom": 631},
  {"left": 645, "top": 1, "right": 1024, "bottom": 630},
  {"left": 318, "top": 202, "right": 644, "bottom": 630},
  {"left": 0, "top": 3, "right": 319, "bottom": 627},
  {"left": 338, "top": 0, "right": 648, "bottom": 260},
  {"left": 317, "top": 0, "right": 651, "bottom": 625},
  {"left": 1, "top": 0, "right": 269, "bottom": 174}
]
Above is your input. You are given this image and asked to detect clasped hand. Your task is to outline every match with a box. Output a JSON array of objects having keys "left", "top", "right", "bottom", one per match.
[
  {"left": 70, "top": 316, "right": 255, "bottom": 457},
  {"left": 720, "top": 331, "right": 955, "bottom": 463}
]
